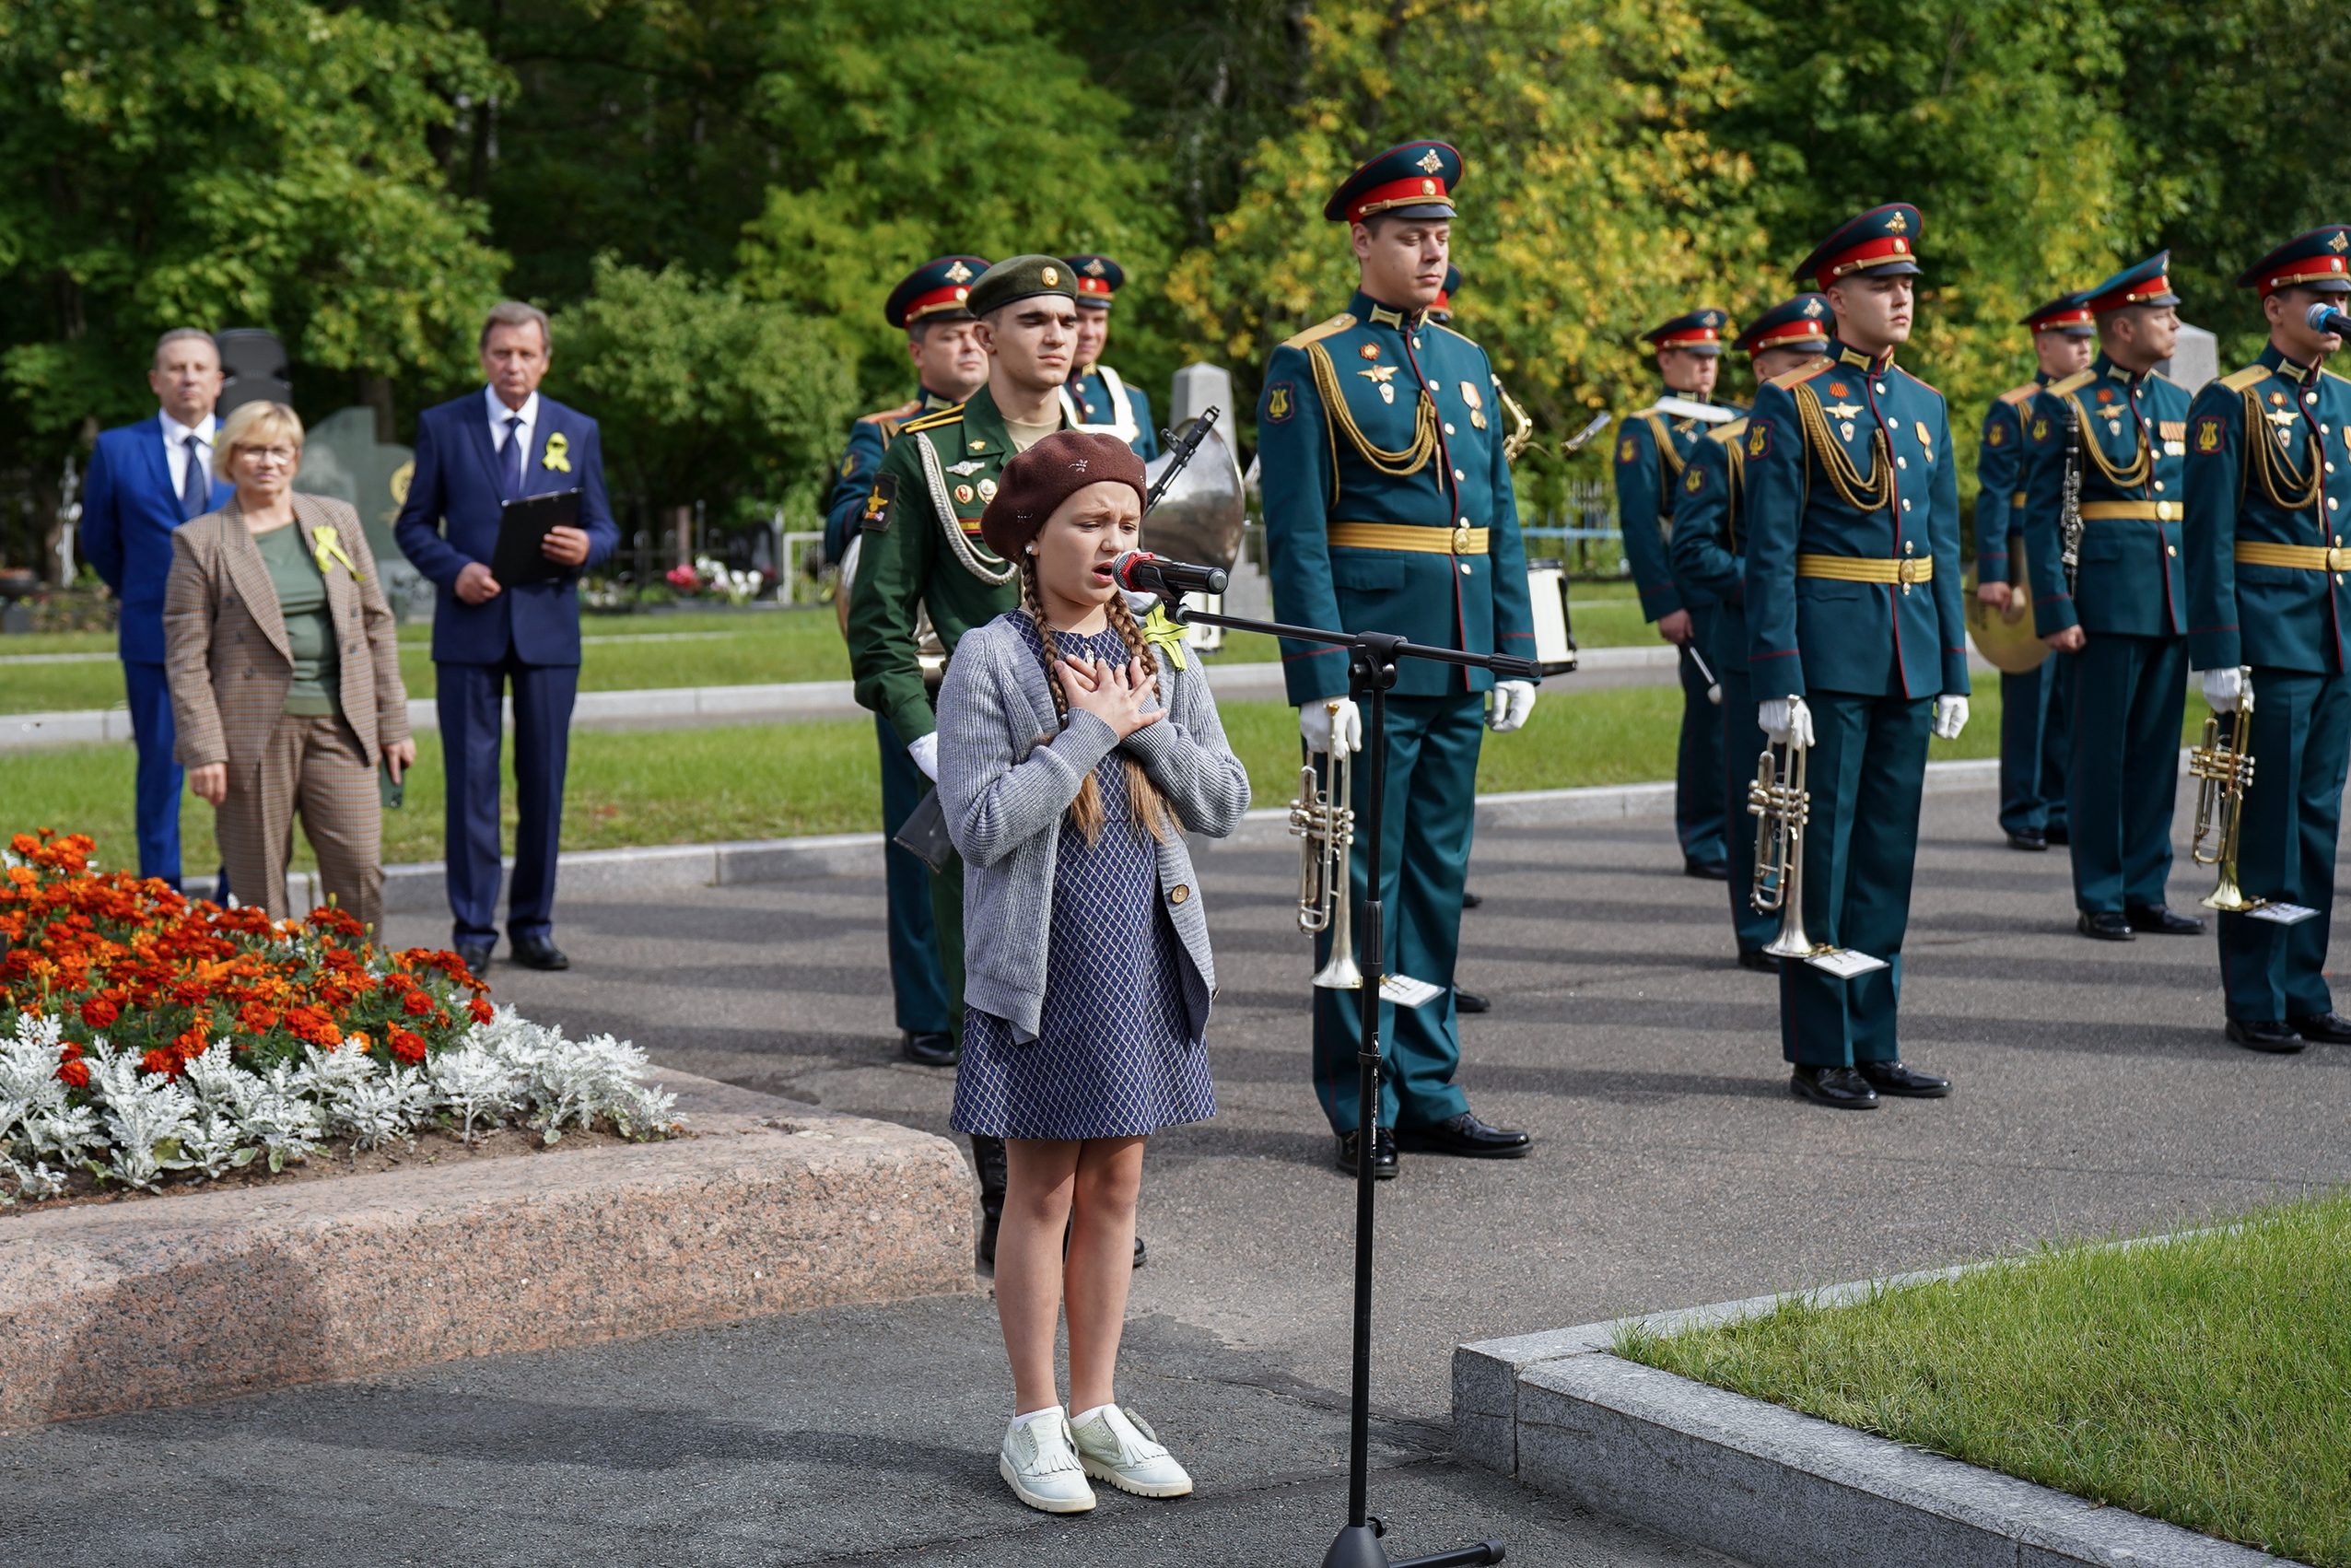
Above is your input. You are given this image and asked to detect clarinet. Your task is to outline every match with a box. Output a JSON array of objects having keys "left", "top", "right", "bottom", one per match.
[{"left": 2058, "top": 399, "right": 2085, "bottom": 597}]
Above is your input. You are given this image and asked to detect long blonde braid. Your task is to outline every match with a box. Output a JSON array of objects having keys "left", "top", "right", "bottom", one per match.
[{"left": 1018, "top": 558, "right": 1176, "bottom": 846}]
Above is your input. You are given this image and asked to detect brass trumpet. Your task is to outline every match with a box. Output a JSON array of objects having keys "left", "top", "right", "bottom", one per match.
[
  {"left": 1290, "top": 741, "right": 1363, "bottom": 989},
  {"left": 2191, "top": 673, "right": 2258, "bottom": 912},
  {"left": 1748, "top": 734, "right": 1820, "bottom": 959}
]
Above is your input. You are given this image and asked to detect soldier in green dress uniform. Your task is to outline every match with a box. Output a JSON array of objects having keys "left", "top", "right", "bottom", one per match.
[
  {"left": 1256, "top": 139, "right": 1538, "bottom": 1177},
  {"left": 1060, "top": 254, "right": 1159, "bottom": 459},
  {"left": 1620, "top": 308, "right": 1738, "bottom": 878},
  {"left": 1668, "top": 293, "right": 1832, "bottom": 972},
  {"left": 1975, "top": 291, "right": 2093, "bottom": 853},
  {"left": 1743, "top": 203, "right": 1968, "bottom": 1111},
  {"left": 2182, "top": 224, "right": 2351, "bottom": 1053},
  {"left": 846, "top": 254, "right": 1089, "bottom": 1260},
  {"left": 2018, "top": 254, "right": 2205, "bottom": 942},
  {"left": 824, "top": 255, "right": 989, "bottom": 1067}
]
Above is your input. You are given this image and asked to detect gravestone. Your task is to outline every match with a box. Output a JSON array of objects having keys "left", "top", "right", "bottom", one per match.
[
  {"left": 301, "top": 407, "right": 432, "bottom": 622},
  {"left": 2158, "top": 322, "right": 2219, "bottom": 393}
]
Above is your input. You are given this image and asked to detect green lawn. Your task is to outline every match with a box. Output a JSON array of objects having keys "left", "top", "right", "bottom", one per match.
[
  {"left": 1615, "top": 1193, "right": 2351, "bottom": 1567},
  {"left": 0, "top": 583, "right": 1655, "bottom": 715},
  {"left": 0, "top": 678, "right": 2008, "bottom": 874}
]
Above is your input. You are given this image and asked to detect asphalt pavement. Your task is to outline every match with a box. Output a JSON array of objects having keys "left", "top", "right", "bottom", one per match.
[{"left": 8, "top": 782, "right": 2345, "bottom": 1566}]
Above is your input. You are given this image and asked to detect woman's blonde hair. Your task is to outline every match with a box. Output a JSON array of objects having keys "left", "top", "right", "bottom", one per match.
[
  {"left": 1018, "top": 556, "right": 1181, "bottom": 848},
  {"left": 214, "top": 401, "right": 305, "bottom": 481}
]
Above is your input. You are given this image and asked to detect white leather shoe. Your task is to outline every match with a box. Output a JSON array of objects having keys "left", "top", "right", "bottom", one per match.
[
  {"left": 1069, "top": 1404, "right": 1194, "bottom": 1498},
  {"left": 1000, "top": 1410, "right": 1096, "bottom": 1514}
]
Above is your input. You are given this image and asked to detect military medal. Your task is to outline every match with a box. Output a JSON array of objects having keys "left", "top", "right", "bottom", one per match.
[
  {"left": 947, "top": 459, "right": 984, "bottom": 476},
  {"left": 953, "top": 484, "right": 974, "bottom": 505},
  {"left": 1359, "top": 361, "right": 1399, "bottom": 404},
  {"left": 978, "top": 479, "right": 997, "bottom": 501}
]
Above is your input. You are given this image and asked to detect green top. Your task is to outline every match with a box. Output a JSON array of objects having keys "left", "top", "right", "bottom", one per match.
[
  {"left": 253, "top": 521, "right": 340, "bottom": 716},
  {"left": 844, "top": 383, "right": 1072, "bottom": 744}
]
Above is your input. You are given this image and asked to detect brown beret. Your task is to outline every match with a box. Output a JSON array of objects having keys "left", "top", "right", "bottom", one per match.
[{"left": 979, "top": 431, "right": 1148, "bottom": 560}]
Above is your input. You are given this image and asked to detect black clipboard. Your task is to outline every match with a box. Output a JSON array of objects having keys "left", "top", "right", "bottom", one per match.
[{"left": 491, "top": 488, "right": 583, "bottom": 588}]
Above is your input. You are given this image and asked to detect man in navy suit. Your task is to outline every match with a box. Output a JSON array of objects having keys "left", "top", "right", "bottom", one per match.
[
  {"left": 80, "top": 328, "right": 236, "bottom": 891},
  {"left": 393, "top": 301, "right": 619, "bottom": 974}
]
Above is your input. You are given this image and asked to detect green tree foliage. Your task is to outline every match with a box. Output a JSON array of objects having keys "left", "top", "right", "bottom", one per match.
[
  {"left": 0, "top": 0, "right": 507, "bottom": 451},
  {"left": 556, "top": 255, "right": 856, "bottom": 532}
]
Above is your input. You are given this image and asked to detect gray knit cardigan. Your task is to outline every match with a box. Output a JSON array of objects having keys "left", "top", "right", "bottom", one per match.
[{"left": 935, "top": 610, "right": 1252, "bottom": 1042}]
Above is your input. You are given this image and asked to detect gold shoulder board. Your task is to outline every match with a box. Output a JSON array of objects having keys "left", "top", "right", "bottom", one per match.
[{"left": 1281, "top": 312, "right": 1358, "bottom": 350}]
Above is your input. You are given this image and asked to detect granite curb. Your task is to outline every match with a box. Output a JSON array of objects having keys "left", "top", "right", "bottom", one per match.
[
  {"left": 308, "top": 759, "right": 2003, "bottom": 918},
  {"left": 1454, "top": 1264, "right": 2294, "bottom": 1568},
  {"left": 0, "top": 1071, "right": 978, "bottom": 1431}
]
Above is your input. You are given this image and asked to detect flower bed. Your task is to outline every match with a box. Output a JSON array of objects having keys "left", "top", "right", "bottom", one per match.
[{"left": 1, "top": 830, "right": 677, "bottom": 1202}]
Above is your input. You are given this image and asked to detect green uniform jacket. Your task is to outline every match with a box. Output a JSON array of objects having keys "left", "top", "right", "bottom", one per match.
[
  {"left": 1973, "top": 373, "right": 2047, "bottom": 586},
  {"left": 1743, "top": 343, "right": 1971, "bottom": 701},
  {"left": 2184, "top": 345, "right": 2351, "bottom": 674},
  {"left": 1256, "top": 288, "right": 1536, "bottom": 705},
  {"left": 824, "top": 387, "right": 954, "bottom": 566},
  {"left": 2020, "top": 356, "right": 2191, "bottom": 638},
  {"left": 1616, "top": 401, "right": 1713, "bottom": 621},
  {"left": 845, "top": 384, "right": 1070, "bottom": 745},
  {"left": 1667, "top": 415, "right": 1750, "bottom": 673}
]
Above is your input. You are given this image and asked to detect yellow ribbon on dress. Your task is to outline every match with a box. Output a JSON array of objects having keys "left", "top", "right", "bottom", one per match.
[
  {"left": 310, "top": 527, "right": 359, "bottom": 578},
  {"left": 542, "top": 431, "right": 572, "bottom": 473},
  {"left": 1140, "top": 603, "right": 1189, "bottom": 671}
]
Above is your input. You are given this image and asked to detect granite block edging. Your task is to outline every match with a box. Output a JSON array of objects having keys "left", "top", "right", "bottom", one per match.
[
  {"left": 0, "top": 1071, "right": 978, "bottom": 1431},
  {"left": 1453, "top": 1261, "right": 2295, "bottom": 1568},
  {"left": 318, "top": 759, "right": 2006, "bottom": 918}
]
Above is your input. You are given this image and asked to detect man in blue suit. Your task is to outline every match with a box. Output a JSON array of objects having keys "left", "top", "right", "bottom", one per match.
[
  {"left": 80, "top": 328, "right": 236, "bottom": 891},
  {"left": 393, "top": 301, "right": 619, "bottom": 974}
]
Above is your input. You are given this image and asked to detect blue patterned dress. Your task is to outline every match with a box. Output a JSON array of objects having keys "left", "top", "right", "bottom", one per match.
[{"left": 952, "top": 620, "right": 1217, "bottom": 1141}]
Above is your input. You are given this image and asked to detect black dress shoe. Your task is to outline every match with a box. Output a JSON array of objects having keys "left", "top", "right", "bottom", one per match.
[
  {"left": 1336, "top": 1128, "right": 1399, "bottom": 1179},
  {"left": 509, "top": 934, "right": 570, "bottom": 971},
  {"left": 2006, "top": 829, "right": 2048, "bottom": 852},
  {"left": 902, "top": 1030, "right": 960, "bottom": 1067},
  {"left": 454, "top": 940, "right": 494, "bottom": 977},
  {"left": 2044, "top": 824, "right": 2070, "bottom": 846},
  {"left": 1790, "top": 1065, "right": 1878, "bottom": 1109},
  {"left": 1737, "top": 949, "right": 1781, "bottom": 974},
  {"left": 2227, "top": 1018, "right": 2306, "bottom": 1054},
  {"left": 1395, "top": 1112, "right": 1532, "bottom": 1159},
  {"left": 1684, "top": 857, "right": 1730, "bottom": 881},
  {"left": 2289, "top": 1012, "right": 2351, "bottom": 1045},
  {"left": 1461, "top": 890, "right": 1483, "bottom": 909},
  {"left": 2076, "top": 911, "right": 2135, "bottom": 942},
  {"left": 1856, "top": 1059, "right": 1951, "bottom": 1097},
  {"left": 2126, "top": 904, "right": 2205, "bottom": 935},
  {"left": 1456, "top": 989, "right": 1491, "bottom": 1014},
  {"left": 1133, "top": 1235, "right": 1147, "bottom": 1269}
]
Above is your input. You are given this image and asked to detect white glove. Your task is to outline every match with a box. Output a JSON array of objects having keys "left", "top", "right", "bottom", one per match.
[
  {"left": 2202, "top": 666, "right": 2247, "bottom": 713},
  {"left": 907, "top": 731, "right": 941, "bottom": 781},
  {"left": 1486, "top": 680, "right": 1538, "bottom": 733},
  {"left": 1299, "top": 697, "right": 1363, "bottom": 755},
  {"left": 1932, "top": 694, "right": 1970, "bottom": 741},
  {"left": 1758, "top": 696, "right": 1815, "bottom": 749}
]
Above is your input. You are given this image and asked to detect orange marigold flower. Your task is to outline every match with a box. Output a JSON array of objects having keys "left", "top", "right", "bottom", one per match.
[
  {"left": 468, "top": 998, "right": 495, "bottom": 1025},
  {"left": 140, "top": 1048, "right": 179, "bottom": 1077},
  {"left": 402, "top": 990, "right": 435, "bottom": 1017},
  {"left": 387, "top": 1029, "right": 427, "bottom": 1064},
  {"left": 56, "top": 1059, "right": 90, "bottom": 1089},
  {"left": 8, "top": 833, "right": 37, "bottom": 856}
]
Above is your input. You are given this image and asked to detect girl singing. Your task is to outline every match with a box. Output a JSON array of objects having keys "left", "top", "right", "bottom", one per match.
[{"left": 935, "top": 430, "right": 1250, "bottom": 1514}]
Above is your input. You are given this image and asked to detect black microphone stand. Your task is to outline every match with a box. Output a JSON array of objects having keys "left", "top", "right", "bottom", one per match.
[{"left": 1165, "top": 597, "right": 1527, "bottom": 1568}]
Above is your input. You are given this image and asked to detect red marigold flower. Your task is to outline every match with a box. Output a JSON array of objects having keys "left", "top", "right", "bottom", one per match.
[
  {"left": 140, "top": 1048, "right": 179, "bottom": 1077},
  {"left": 402, "top": 990, "right": 434, "bottom": 1017},
  {"left": 388, "top": 1029, "right": 427, "bottom": 1064},
  {"left": 56, "top": 1059, "right": 90, "bottom": 1089},
  {"left": 468, "top": 998, "right": 495, "bottom": 1025},
  {"left": 81, "top": 996, "right": 120, "bottom": 1029}
]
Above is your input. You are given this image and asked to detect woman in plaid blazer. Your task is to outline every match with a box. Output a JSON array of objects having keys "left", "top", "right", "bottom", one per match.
[{"left": 163, "top": 403, "right": 415, "bottom": 931}]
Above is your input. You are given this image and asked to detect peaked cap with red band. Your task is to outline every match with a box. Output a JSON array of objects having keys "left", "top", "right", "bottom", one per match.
[
  {"left": 1064, "top": 254, "right": 1127, "bottom": 308},
  {"left": 2082, "top": 252, "right": 2179, "bottom": 314},
  {"left": 1324, "top": 140, "right": 1462, "bottom": 225},
  {"left": 2237, "top": 225, "right": 2351, "bottom": 297},
  {"left": 1733, "top": 295, "right": 1832, "bottom": 357},
  {"left": 2018, "top": 289, "right": 2095, "bottom": 336},
  {"left": 1643, "top": 307, "right": 1730, "bottom": 357},
  {"left": 884, "top": 255, "right": 991, "bottom": 330},
  {"left": 1795, "top": 203, "right": 1924, "bottom": 291}
]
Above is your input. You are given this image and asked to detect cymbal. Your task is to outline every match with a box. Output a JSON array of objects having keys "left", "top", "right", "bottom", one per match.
[{"left": 1964, "top": 538, "right": 2049, "bottom": 675}]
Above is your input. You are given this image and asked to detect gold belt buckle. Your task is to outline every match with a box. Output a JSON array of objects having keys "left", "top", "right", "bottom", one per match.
[
  {"left": 2330, "top": 547, "right": 2351, "bottom": 572},
  {"left": 1897, "top": 557, "right": 1925, "bottom": 585},
  {"left": 1451, "top": 524, "right": 1472, "bottom": 553}
]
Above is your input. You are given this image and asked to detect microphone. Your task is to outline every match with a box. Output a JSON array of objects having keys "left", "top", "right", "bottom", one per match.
[
  {"left": 1112, "top": 549, "right": 1228, "bottom": 599},
  {"left": 2306, "top": 302, "right": 2351, "bottom": 339}
]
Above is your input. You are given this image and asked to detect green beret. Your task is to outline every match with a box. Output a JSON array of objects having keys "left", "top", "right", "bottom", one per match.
[{"left": 965, "top": 254, "right": 1078, "bottom": 319}]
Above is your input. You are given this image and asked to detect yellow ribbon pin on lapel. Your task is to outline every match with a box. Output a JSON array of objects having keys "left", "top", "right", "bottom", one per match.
[
  {"left": 1140, "top": 603, "right": 1189, "bottom": 671},
  {"left": 310, "top": 526, "right": 359, "bottom": 578},
  {"left": 543, "top": 431, "right": 572, "bottom": 473}
]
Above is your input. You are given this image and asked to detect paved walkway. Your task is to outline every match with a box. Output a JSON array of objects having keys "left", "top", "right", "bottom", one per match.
[{"left": 8, "top": 784, "right": 2345, "bottom": 1564}]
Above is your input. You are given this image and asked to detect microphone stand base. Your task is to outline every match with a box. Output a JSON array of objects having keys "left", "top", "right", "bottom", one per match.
[{"left": 1320, "top": 1522, "right": 1504, "bottom": 1568}]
